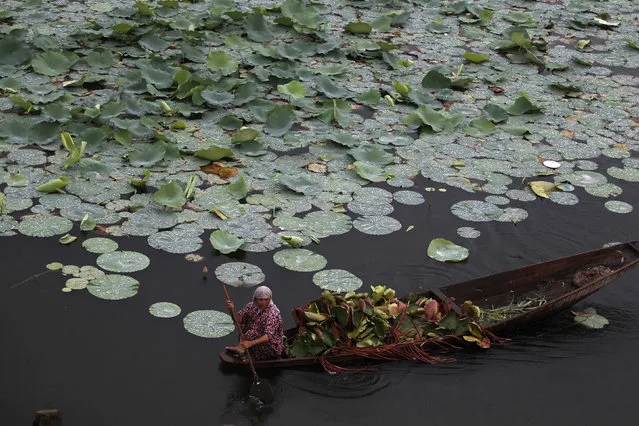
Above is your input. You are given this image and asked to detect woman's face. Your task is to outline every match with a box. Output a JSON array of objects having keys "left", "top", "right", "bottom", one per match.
[{"left": 255, "top": 296, "right": 271, "bottom": 309}]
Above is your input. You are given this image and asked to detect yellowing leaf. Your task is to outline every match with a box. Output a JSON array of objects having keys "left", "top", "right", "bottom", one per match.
[{"left": 529, "top": 181, "right": 556, "bottom": 198}]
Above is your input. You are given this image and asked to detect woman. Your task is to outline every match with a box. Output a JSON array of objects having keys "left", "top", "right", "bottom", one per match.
[{"left": 225, "top": 286, "right": 284, "bottom": 360}]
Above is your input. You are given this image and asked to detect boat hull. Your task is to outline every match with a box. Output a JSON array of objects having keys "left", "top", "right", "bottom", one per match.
[{"left": 220, "top": 241, "right": 639, "bottom": 369}]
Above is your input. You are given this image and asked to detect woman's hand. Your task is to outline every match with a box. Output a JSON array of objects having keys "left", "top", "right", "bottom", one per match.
[{"left": 239, "top": 340, "right": 252, "bottom": 349}]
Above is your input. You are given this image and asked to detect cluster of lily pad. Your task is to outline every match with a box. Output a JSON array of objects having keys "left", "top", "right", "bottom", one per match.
[
  {"left": 1, "top": 0, "right": 639, "bottom": 330},
  {"left": 288, "top": 285, "right": 489, "bottom": 358}
]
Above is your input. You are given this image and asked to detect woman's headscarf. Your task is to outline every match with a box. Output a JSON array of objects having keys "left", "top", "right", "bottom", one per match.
[{"left": 253, "top": 285, "right": 272, "bottom": 301}]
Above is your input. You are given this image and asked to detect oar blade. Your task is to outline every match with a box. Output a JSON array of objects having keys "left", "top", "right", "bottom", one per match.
[{"left": 250, "top": 378, "right": 274, "bottom": 405}]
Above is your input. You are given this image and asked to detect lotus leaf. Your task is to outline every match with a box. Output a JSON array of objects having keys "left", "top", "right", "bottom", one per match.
[
  {"left": 209, "top": 230, "right": 244, "bottom": 254},
  {"left": 18, "top": 214, "right": 73, "bottom": 237},
  {"left": 404, "top": 106, "right": 464, "bottom": 134},
  {"left": 245, "top": 13, "right": 274, "bottom": 42},
  {"left": 194, "top": 145, "right": 234, "bottom": 161},
  {"left": 345, "top": 22, "right": 372, "bottom": 34},
  {"left": 232, "top": 127, "right": 260, "bottom": 143},
  {"left": 277, "top": 80, "right": 306, "bottom": 99},
  {"left": 573, "top": 307, "right": 609, "bottom": 329},
  {"left": 353, "top": 216, "right": 401, "bottom": 235},
  {"left": 149, "top": 302, "right": 182, "bottom": 318},
  {"left": 604, "top": 201, "right": 633, "bottom": 214},
  {"left": 37, "top": 177, "right": 70, "bottom": 193},
  {"left": 215, "top": 262, "right": 265, "bottom": 287},
  {"left": 507, "top": 96, "right": 541, "bottom": 115},
  {"left": 31, "top": 51, "right": 73, "bottom": 76},
  {"left": 88, "top": 274, "right": 140, "bottom": 301},
  {"left": 148, "top": 231, "right": 203, "bottom": 254},
  {"left": 313, "top": 269, "right": 362, "bottom": 292},
  {"left": 82, "top": 238, "right": 119, "bottom": 254},
  {"left": 273, "top": 248, "right": 327, "bottom": 272},
  {"left": 206, "top": 51, "right": 238, "bottom": 76},
  {"left": 529, "top": 181, "right": 557, "bottom": 198},
  {"left": 427, "top": 238, "right": 469, "bottom": 263},
  {"left": 183, "top": 310, "right": 235, "bottom": 338},
  {"left": 265, "top": 106, "right": 296, "bottom": 137},
  {"left": 353, "top": 161, "right": 394, "bottom": 182},
  {"left": 279, "top": 174, "right": 323, "bottom": 195},
  {"left": 65, "top": 278, "right": 88, "bottom": 290},
  {"left": 227, "top": 175, "right": 249, "bottom": 199},
  {"left": 465, "top": 119, "right": 496, "bottom": 137}
]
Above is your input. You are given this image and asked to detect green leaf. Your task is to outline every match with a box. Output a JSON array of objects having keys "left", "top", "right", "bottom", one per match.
[
  {"left": 463, "top": 51, "right": 490, "bottom": 63},
  {"left": 63, "top": 140, "right": 87, "bottom": 169},
  {"left": 403, "top": 106, "right": 464, "bottom": 133},
  {"left": 421, "top": 70, "right": 452, "bottom": 89},
  {"left": 206, "top": 51, "right": 238, "bottom": 76},
  {"left": 209, "top": 230, "right": 244, "bottom": 254},
  {"left": 576, "top": 39, "right": 591, "bottom": 50},
  {"left": 31, "top": 51, "right": 72, "bottom": 76},
  {"left": 265, "top": 106, "right": 296, "bottom": 137},
  {"left": 7, "top": 174, "right": 28, "bottom": 187},
  {"left": 484, "top": 104, "right": 509, "bottom": 123},
  {"left": 227, "top": 174, "right": 249, "bottom": 199},
  {"left": 353, "top": 161, "right": 393, "bottom": 182},
  {"left": 153, "top": 180, "right": 186, "bottom": 208},
  {"left": 427, "top": 238, "right": 469, "bottom": 262},
  {"left": 232, "top": 127, "right": 260, "bottom": 143},
  {"left": 573, "top": 307, "right": 609, "bottom": 329},
  {"left": 59, "top": 234, "right": 77, "bottom": 245},
  {"left": 87, "top": 50, "right": 114, "bottom": 68},
  {"left": 625, "top": 39, "right": 639, "bottom": 50},
  {"left": 280, "top": 0, "right": 321, "bottom": 29},
  {"left": 200, "top": 88, "right": 234, "bottom": 106},
  {"left": 278, "top": 174, "right": 322, "bottom": 195},
  {"left": 277, "top": 80, "right": 306, "bottom": 99},
  {"left": 245, "top": 13, "right": 274, "bottom": 42},
  {"left": 80, "top": 214, "right": 97, "bottom": 231},
  {"left": 194, "top": 145, "right": 234, "bottom": 161},
  {"left": 315, "top": 76, "right": 348, "bottom": 98},
  {"left": 37, "top": 177, "right": 70, "bottom": 193},
  {"left": 318, "top": 99, "right": 352, "bottom": 128},
  {"left": 0, "top": 36, "right": 31, "bottom": 66},
  {"left": 10, "top": 96, "right": 33, "bottom": 114},
  {"left": 344, "top": 21, "right": 372, "bottom": 34},
  {"left": 393, "top": 81, "right": 412, "bottom": 98},
  {"left": 507, "top": 95, "right": 541, "bottom": 115},
  {"left": 356, "top": 89, "right": 381, "bottom": 106},
  {"left": 128, "top": 144, "right": 166, "bottom": 167},
  {"left": 464, "top": 119, "right": 496, "bottom": 137}
]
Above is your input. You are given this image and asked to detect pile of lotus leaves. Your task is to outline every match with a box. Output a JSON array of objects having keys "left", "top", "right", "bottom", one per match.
[{"left": 287, "top": 285, "right": 489, "bottom": 358}]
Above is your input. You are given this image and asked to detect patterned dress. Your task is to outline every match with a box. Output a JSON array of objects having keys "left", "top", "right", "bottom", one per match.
[{"left": 237, "top": 301, "right": 283, "bottom": 360}]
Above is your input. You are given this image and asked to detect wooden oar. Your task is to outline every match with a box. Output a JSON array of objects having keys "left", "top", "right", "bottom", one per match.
[{"left": 221, "top": 283, "right": 274, "bottom": 405}]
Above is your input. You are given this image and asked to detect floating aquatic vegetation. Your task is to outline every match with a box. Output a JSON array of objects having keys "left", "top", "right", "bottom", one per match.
[
  {"left": 273, "top": 248, "right": 327, "bottom": 272},
  {"left": 604, "top": 200, "right": 633, "bottom": 214},
  {"left": 148, "top": 230, "right": 203, "bottom": 254},
  {"left": 209, "top": 230, "right": 244, "bottom": 254},
  {"left": 457, "top": 227, "right": 481, "bottom": 239},
  {"left": 573, "top": 307, "right": 609, "bottom": 329},
  {"left": 46, "top": 262, "right": 63, "bottom": 271},
  {"left": 88, "top": 274, "right": 140, "bottom": 301},
  {"left": 427, "top": 238, "right": 469, "bottom": 263},
  {"left": 65, "top": 278, "right": 88, "bottom": 290},
  {"left": 215, "top": 262, "right": 265, "bottom": 288},
  {"left": 563, "top": 171, "right": 608, "bottom": 187},
  {"left": 183, "top": 310, "right": 235, "bottom": 338},
  {"left": 312, "top": 269, "right": 363, "bottom": 292},
  {"left": 393, "top": 190, "right": 425, "bottom": 205},
  {"left": 96, "top": 251, "right": 151, "bottom": 273},
  {"left": 450, "top": 200, "right": 502, "bottom": 222},
  {"left": 17, "top": 214, "right": 73, "bottom": 237},
  {"left": 149, "top": 302, "right": 182, "bottom": 319},
  {"left": 82, "top": 238, "right": 119, "bottom": 254},
  {"left": 549, "top": 192, "right": 579, "bottom": 206},
  {"left": 353, "top": 215, "right": 402, "bottom": 235}
]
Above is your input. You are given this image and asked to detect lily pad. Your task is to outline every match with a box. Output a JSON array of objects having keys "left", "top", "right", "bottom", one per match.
[
  {"left": 273, "top": 248, "right": 327, "bottom": 272},
  {"left": 215, "top": 262, "right": 265, "bottom": 287},
  {"left": 312, "top": 269, "right": 363, "bottom": 292},
  {"left": 96, "top": 251, "right": 151, "bottom": 273},
  {"left": 17, "top": 214, "right": 73, "bottom": 237},
  {"left": 88, "top": 274, "right": 140, "bottom": 300},
  {"left": 427, "top": 238, "right": 469, "bottom": 262},
  {"left": 604, "top": 201, "right": 633, "bottom": 214},
  {"left": 149, "top": 302, "right": 182, "bottom": 318},
  {"left": 353, "top": 216, "right": 402, "bottom": 235},
  {"left": 573, "top": 307, "right": 609, "bottom": 329},
  {"left": 65, "top": 278, "right": 89, "bottom": 290},
  {"left": 82, "top": 238, "right": 119, "bottom": 254},
  {"left": 183, "top": 310, "right": 235, "bottom": 338},
  {"left": 209, "top": 230, "right": 244, "bottom": 254}
]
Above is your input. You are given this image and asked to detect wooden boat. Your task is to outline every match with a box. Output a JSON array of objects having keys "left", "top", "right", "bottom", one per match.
[{"left": 220, "top": 241, "right": 639, "bottom": 369}]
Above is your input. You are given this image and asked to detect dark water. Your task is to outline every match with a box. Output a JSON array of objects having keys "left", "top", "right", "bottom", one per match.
[{"left": 3, "top": 175, "right": 639, "bottom": 426}]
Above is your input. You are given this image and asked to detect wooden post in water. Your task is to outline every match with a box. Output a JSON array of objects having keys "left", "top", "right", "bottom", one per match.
[{"left": 33, "top": 409, "right": 62, "bottom": 426}]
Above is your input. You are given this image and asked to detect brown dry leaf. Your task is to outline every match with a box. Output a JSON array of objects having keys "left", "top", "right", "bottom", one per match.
[
  {"left": 307, "top": 162, "right": 328, "bottom": 173},
  {"left": 566, "top": 115, "right": 580, "bottom": 121},
  {"left": 631, "top": 121, "right": 639, "bottom": 127},
  {"left": 201, "top": 162, "right": 238, "bottom": 178},
  {"left": 529, "top": 181, "right": 557, "bottom": 198},
  {"left": 612, "top": 143, "right": 630, "bottom": 151},
  {"left": 560, "top": 129, "right": 575, "bottom": 138}
]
